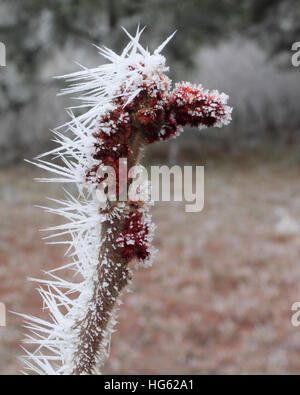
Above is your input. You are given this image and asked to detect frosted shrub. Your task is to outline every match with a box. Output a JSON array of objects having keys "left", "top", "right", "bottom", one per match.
[{"left": 21, "top": 28, "right": 232, "bottom": 375}]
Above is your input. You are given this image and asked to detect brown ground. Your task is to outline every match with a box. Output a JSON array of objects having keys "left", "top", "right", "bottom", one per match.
[{"left": 1, "top": 150, "right": 300, "bottom": 375}]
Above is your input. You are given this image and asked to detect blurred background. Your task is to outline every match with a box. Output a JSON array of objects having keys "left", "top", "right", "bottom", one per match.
[{"left": 1, "top": 0, "right": 300, "bottom": 374}]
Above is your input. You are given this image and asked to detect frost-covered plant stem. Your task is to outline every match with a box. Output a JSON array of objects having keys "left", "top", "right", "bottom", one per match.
[
  {"left": 72, "top": 217, "right": 130, "bottom": 374},
  {"left": 72, "top": 134, "right": 144, "bottom": 374},
  {"left": 21, "top": 27, "right": 232, "bottom": 375}
]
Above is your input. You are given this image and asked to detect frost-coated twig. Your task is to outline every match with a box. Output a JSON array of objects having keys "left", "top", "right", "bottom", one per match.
[{"left": 20, "top": 27, "right": 232, "bottom": 375}]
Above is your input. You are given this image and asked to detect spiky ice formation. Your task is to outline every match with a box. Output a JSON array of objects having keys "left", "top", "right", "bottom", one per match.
[{"left": 20, "top": 27, "right": 232, "bottom": 375}]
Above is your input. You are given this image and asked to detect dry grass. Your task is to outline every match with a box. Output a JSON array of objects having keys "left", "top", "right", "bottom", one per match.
[{"left": 1, "top": 152, "right": 300, "bottom": 375}]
